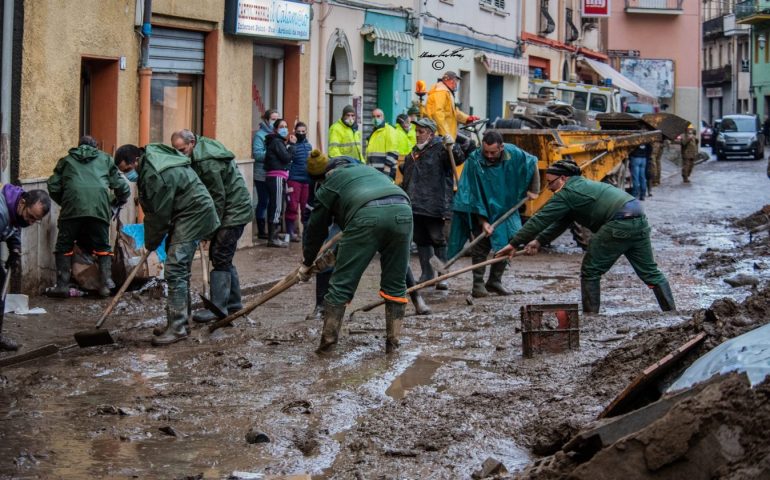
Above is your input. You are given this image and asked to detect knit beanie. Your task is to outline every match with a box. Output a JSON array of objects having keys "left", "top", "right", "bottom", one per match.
[
  {"left": 307, "top": 149, "right": 329, "bottom": 177},
  {"left": 342, "top": 105, "right": 355, "bottom": 117},
  {"left": 546, "top": 159, "right": 581, "bottom": 177}
]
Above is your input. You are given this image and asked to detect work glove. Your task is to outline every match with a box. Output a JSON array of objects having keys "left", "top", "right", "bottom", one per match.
[
  {"left": 465, "top": 115, "right": 480, "bottom": 124},
  {"left": 443, "top": 134, "right": 455, "bottom": 145},
  {"left": 5, "top": 250, "right": 21, "bottom": 272},
  {"left": 315, "top": 249, "right": 336, "bottom": 271},
  {"left": 297, "top": 263, "right": 313, "bottom": 282}
]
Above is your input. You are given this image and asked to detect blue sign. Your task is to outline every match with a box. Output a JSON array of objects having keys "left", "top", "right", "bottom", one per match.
[{"left": 224, "top": 0, "right": 311, "bottom": 41}]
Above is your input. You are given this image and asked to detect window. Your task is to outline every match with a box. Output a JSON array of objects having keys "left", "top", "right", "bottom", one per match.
[
  {"left": 480, "top": 0, "right": 505, "bottom": 10},
  {"left": 589, "top": 94, "right": 608, "bottom": 113},
  {"left": 150, "top": 73, "right": 202, "bottom": 144}
]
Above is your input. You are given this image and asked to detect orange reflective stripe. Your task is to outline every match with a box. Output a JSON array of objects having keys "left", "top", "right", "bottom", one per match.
[
  {"left": 379, "top": 290, "right": 408, "bottom": 304},
  {"left": 92, "top": 251, "right": 114, "bottom": 257},
  {"left": 63, "top": 251, "right": 75, "bottom": 257}
]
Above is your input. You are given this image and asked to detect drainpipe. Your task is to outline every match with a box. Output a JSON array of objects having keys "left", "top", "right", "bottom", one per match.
[
  {"left": 138, "top": 0, "right": 152, "bottom": 147},
  {"left": 1, "top": 0, "right": 14, "bottom": 184},
  {"left": 315, "top": 0, "right": 327, "bottom": 150}
]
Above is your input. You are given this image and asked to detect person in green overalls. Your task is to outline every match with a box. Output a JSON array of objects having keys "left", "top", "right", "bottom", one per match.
[
  {"left": 496, "top": 159, "right": 675, "bottom": 313},
  {"left": 298, "top": 157, "right": 413, "bottom": 354},
  {"left": 115, "top": 143, "right": 219, "bottom": 345}
]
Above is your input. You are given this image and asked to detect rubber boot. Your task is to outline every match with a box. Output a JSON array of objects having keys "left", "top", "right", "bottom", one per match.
[
  {"left": 152, "top": 290, "right": 189, "bottom": 346},
  {"left": 50, "top": 253, "right": 72, "bottom": 297},
  {"left": 192, "top": 270, "right": 231, "bottom": 323},
  {"left": 581, "top": 279, "right": 601, "bottom": 314},
  {"left": 410, "top": 291, "right": 431, "bottom": 315},
  {"left": 486, "top": 261, "right": 511, "bottom": 296},
  {"left": 416, "top": 245, "right": 435, "bottom": 284},
  {"left": 316, "top": 302, "right": 346, "bottom": 354},
  {"left": 652, "top": 281, "right": 676, "bottom": 312},
  {"left": 385, "top": 301, "right": 406, "bottom": 353},
  {"left": 228, "top": 266, "right": 243, "bottom": 314},
  {"left": 267, "top": 223, "right": 288, "bottom": 248},
  {"left": 434, "top": 246, "right": 449, "bottom": 290},
  {"left": 306, "top": 269, "right": 331, "bottom": 321},
  {"left": 256, "top": 218, "right": 268, "bottom": 240},
  {"left": 96, "top": 255, "right": 115, "bottom": 297},
  {"left": 471, "top": 256, "right": 489, "bottom": 298}
]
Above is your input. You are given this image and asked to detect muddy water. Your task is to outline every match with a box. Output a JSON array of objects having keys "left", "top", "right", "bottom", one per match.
[{"left": 1, "top": 154, "right": 769, "bottom": 479}]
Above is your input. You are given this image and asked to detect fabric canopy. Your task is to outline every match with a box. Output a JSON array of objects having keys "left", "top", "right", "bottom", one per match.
[
  {"left": 475, "top": 51, "right": 529, "bottom": 77},
  {"left": 360, "top": 25, "right": 414, "bottom": 59},
  {"left": 581, "top": 57, "right": 657, "bottom": 102}
]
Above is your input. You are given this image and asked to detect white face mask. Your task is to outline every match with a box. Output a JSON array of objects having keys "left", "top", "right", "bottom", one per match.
[{"left": 416, "top": 140, "right": 430, "bottom": 150}]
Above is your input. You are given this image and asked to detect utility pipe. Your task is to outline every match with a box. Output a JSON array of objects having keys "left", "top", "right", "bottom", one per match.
[
  {"left": 315, "top": 0, "right": 327, "bottom": 150},
  {"left": 138, "top": 0, "right": 152, "bottom": 147},
  {"left": 1, "top": 0, "right": 14, "bottom": 184}
]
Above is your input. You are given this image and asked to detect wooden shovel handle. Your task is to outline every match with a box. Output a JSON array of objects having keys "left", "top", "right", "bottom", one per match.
[{"left": 95, "top": 250, "right": 151, "bottom": 329}]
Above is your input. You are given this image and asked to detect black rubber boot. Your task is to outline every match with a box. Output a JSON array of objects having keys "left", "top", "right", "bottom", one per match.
[
  {"left": 0, "top": 335, "right": 19, "bottom": 351},
  {"left": 152, "top": 290, "right": 189, "bottom": 345},
  {"left": 306, "top": 270, "right": 331, "bottom": 321},
  {"left": 652, "top": 280, "right": 676, "bottom": 312},
  {"left": 50, "top": 253, "right": 72, "bottom": 297},
  {"left": 227, "top": 266, "right": 243, "bottom": 313},
  {"left": 96, "top": 255, "right": 115, "bottom": 298},
  {"left": 316, "top": 302, "right": 346, "bottom": 354},
  {"left": 471, "top": 256, "right": 488, "bottom": 298},
  {"left": 434, "top": 246, "right": 449, "bottom": 290},
  {"left": 256, "top": 218, "right": 268, "bottom": 239},
  {"left": 416, "top": 245, "right": 435, "bottom": 284},
  {"left": 486, "top": 261, "right": 511, "bottom": 296},
  {"left": 267, "top": 223, "right": 288, "bottom": 248},
  {"left": 385, "top": 301, "right": 406, "bottom": 353},
  {"left": 581, "top": 279, "right": 601, "bottom": 314},
  {"left": 193, "top": 270, "right": 230, "bottom": 323},
  {"left": 409, "top": 291, "right": 431, "bottom": 315}
]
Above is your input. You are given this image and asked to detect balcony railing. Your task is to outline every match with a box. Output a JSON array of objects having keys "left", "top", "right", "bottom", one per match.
[
  {"left": 702, "top": 65, "right": 732, "bottom": 85},
  {"left": 625, "top": 0, "right": 684, "bottom": 13},
  {"left": 735, "top": 0, "right": 770, "bottom": 23},
  {"left": 703, "top": 15, "right": 725, "bottom": 39}
]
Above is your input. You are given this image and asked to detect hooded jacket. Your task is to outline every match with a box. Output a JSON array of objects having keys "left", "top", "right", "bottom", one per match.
[
  {"left": 264, "top": 133, "right": 294, "bottom": 172},
  {"left": 190, "top": 136, "right": 253, "bottom": 228},
  {"left": 328, "top": 119, "right": 364, "bottom": 162},
  {"left": 288, "top": 137, "right": 314, "bottom": 184},
  {"left": 138, "top": 144, "right": 219, "bottom": 250},
  {"left": 425, "top": 81, "right": 469, "bottom": 139},
  {"left": 400, "top": 136, "right": 465, "bottom": 219},
  {"left": 47, "top": 144, "right": 130, "bottom": 223}
]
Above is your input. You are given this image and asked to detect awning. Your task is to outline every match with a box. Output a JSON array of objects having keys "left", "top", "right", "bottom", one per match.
[
  {"left": 360, "top": 26, "right": 414, "bottom": 60},
  {"left": 475, "top": 51, "right": 529, "bottom": 77},
  {"left": 581, "top": 57, "right": 657, "bottom": 102}
]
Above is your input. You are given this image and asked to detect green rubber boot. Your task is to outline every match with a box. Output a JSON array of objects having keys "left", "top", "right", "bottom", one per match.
[
  {"left": 96, "top": 255, "right": 115, "bottom": 298},
  {"left": 581, "top": 279, "right": 601, "bottom": 314},
  {"left": 486, "top": 261, "right": 511, "bottom": 296},
  {"left": 316, "top": 302, "right": 346, "bottom": 354},
  {"left": 192, "top": 270, "right": 231, "bottom": 323},
  {"left": 385, "top": 301, "right": 406, "bottom": 353},
  {"left": 152, "top": 290, "right": 189, "bottom": 346},
  {"left": 471, "top": 256, "right": 488, "bottom": 298},
  {"left": 652, "top": 280, "right": 676, "bottom": 312}
]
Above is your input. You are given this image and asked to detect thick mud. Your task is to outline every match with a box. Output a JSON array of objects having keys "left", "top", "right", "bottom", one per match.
[{"left": 1, "top": 154, "right": 769, "bottom": 479}]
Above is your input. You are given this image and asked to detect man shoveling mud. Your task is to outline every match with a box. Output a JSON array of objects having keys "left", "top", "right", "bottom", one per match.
[
  {"left": 496, "top": 159, "right": 675, "bottom": 313},
  {"left": 115, "top": 144, "right": 219, "bottom": 345},
  {"left": 298, "top": 156, "right": 412, "bottom": 354}
]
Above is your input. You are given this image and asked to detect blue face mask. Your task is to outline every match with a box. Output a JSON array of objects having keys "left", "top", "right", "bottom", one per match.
[
  {"left": 125, "top": 170, "right": 138, "bottom": 182},
  {"left": 278, "top": 127, "right": 289, "bottom": 138}
]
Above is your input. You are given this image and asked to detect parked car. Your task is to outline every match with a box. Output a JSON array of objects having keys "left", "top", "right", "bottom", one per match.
[
  {"left": 714, "top": 114, "right": 766, "bottom": 161},
  {"left": 700, "top": 120, "right": 713, "bottom": 147},
  {"left": 624, "top": 101, "right": 658, "bottom": 118}
]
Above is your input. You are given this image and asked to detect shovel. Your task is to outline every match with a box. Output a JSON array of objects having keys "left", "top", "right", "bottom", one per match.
[
  {"left": 73, "top": 250, "right": 150, "bottom": 347},
  {"left": 430, "top": 196, "right": 530, "bottom": 276},
  {"left": 350, "top": 252, "right": 524, "bottom": 318},
  {"left": 444, "top": 140, "right": 460, "bottom": 189},
  {"left": 209, "top": 231, "right": 343, "bottom": 332}
]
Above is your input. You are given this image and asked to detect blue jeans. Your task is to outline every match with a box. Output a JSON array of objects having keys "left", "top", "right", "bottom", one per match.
[
  {"left": 254, "top": 180, "right": 269, "bottom": 221},
  {"left": 630, "top": 156, "right": 647, "bottom": 200}
]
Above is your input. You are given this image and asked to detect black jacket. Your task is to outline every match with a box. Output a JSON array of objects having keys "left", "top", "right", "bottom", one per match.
[
  {"left": 264, "top": 133, "right": 294, "bottom": 172},
  {"left": 400, "top": 137, "right": 465, "bottom": 219}
]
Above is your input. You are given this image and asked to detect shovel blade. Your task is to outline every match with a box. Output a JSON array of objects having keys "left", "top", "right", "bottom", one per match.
[
  {"left": 428, "top": 255, "right": 448, "bottom": 276},
  {"left": 74, "top": 329, "right": 115, "bottom": 348},
  {"left": 200, "top": 294, "right": 227, "bottom": 319}
]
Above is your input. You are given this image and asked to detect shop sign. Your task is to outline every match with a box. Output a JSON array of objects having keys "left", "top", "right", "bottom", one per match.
[
  {"left": 224, "top": 0, "right": 310, "bottom": 41},
  {"left": 706, "top": 87, "right": 723, "bottom": 98},
  {"left": 582, "top": 0, "right": 611, "bottom": 17}
]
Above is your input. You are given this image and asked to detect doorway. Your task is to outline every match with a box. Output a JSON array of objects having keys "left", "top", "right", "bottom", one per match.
[
  {"left": 486, "top": 75, "right": 504, "bottom": 122},
  {"left": 80, "top": 58, "right": 118, "bottom": 154}
]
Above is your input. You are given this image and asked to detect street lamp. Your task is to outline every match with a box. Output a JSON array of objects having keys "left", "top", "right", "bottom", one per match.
[{"left": 759, "top": 33, "right": 767, "bottom": 51}]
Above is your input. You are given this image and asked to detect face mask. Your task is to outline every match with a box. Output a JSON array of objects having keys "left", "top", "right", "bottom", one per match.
[
  {"left": 373, "top": 118, "right": 384, "bottom": 127},
  {"left": 343, "top": 118, "right": 355, "bottom": 127},
  {"left": 296, "top": 133, "right": 307, "bottom": 142},
  {"left": 416, "top": 140, "right": 430, "bottom": 150},
  {"left": 270, "top": 119, "right": 278, "bottom": 128},
  {"left": 278, "top": 127, "right": 289, "bottom": 138},
  {"left": 126, "top": 169, "right": 139, "bottom": 183}
]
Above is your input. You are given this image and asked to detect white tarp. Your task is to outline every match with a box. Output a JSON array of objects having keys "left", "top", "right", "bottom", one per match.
[
  {"left": 475, "top": 51, "right": 529, "bottom": 77},
  {"left": 581, "top": 57, "right": 657, "bottom": 102},
  {"left": 668, "top": 323, "right": 770, "bottom": 393}
]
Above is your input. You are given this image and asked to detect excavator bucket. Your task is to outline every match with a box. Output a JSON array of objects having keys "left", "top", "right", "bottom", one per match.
[{"left": 641, "top": 112, "right": 690, "bottom": 141}]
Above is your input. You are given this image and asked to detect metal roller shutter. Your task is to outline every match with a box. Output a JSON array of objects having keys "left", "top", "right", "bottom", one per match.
[{"left": 148, "top": 27, "right": 205, "bottom": 74}]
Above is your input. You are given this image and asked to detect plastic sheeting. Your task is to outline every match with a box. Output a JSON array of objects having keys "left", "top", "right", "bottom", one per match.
[
  {"left": 121, "top": 224, "right": 167, "bottom": 263},
  {"left": 668, "top": 323, "right": 770, "bottom": 393}
]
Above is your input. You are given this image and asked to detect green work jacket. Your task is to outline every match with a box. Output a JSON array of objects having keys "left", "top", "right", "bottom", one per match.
[
  {"left": 47, "top": 145, "right": 130, "bottom": 224},
  {"left": 190, "top": 136, "right": 253, "bottom": 228},
  {"left": 510, "top": 176, "right": 633, "bottom": 247},
  {"left": 139, "top": 144, "right": 220, "bottom": 250}
]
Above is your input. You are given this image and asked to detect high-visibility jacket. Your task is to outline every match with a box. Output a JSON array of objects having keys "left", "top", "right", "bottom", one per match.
[
  {"left": 395, "top": 124, "right": 415, "bottom": 156},
  {"left": 425, "top": 81, "right": 469, "bottom": 139},
  {"left": 366, "top": 123, "right": 400, "bottom": 179},
  {"left": 328, "top": 119, "right": 364, "bottom": 162}
]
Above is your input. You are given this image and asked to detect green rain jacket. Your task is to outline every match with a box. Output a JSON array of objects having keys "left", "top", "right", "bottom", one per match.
[
  {"left": 47, "top": 145, "right": 130, "bottom": 224},
  {"left": 139, "top": 144, "right": 220, "bottom": 250},
  {"left": 190, "top": 136, "right": 253, "bottom": 228},
  {"left": 509, "top": 176, "right": 633, "bottom": 247},
  {"left": 447, "top": 143, "right": 537, "bottom": 256}
]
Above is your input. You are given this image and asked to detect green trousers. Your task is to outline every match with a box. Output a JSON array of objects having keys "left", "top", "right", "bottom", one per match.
[
  {"left": 581, "top": 216, "right": 667, "bottom": 287},
  {"left": 165, "top": 240, "right": 198, "bottom": 308},
  {"left": 55, "top": 218, "right": 111, "bottom": 254},
  {"left": 326, "top": 203, "right": 412, "bottom": 305}
]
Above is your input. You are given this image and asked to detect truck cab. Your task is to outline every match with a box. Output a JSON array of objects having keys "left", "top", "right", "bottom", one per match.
[{"left": 529, "top": 79, "right": 623, "bottom": 128}]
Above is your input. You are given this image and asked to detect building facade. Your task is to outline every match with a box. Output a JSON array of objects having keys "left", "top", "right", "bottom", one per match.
[{"left": 736, "top": 0, "right": 770, "bottom": 119}]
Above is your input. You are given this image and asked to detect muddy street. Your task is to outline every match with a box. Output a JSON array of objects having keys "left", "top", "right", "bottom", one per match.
[{"left": 1, "top": 154, "right": 769, "bottom": 479}]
